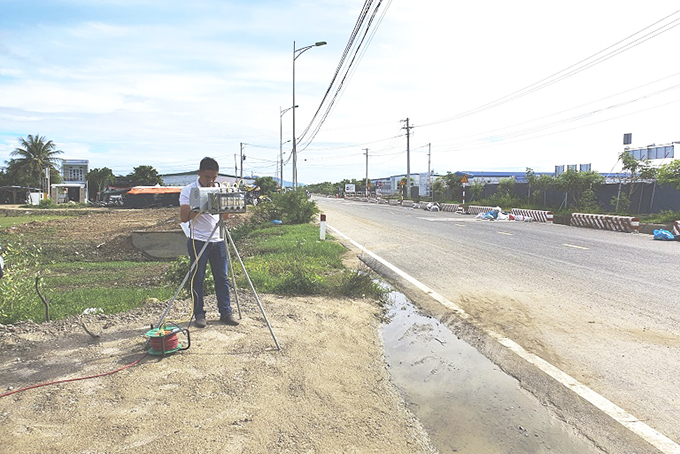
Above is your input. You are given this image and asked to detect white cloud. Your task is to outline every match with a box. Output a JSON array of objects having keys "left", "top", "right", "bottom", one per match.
[{"left": 0, "top": 0, "right": 679, "bottom": 182}]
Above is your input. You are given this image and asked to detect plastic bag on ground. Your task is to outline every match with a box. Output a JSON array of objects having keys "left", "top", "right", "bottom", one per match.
[{"left": 653, "top": 229, "right": 675, "bottom": 241}]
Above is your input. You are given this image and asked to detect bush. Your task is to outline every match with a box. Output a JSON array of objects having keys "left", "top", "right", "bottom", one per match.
[
  {"left": 485, "top": 193, "right": 521, "bottom": 209},
  {"left": 610, "top": 194, "right": 631, "bottom": 214},
  {"left": 249, "top": 189, "right": 319, "bottom": 225},
  {"left": 0, "top": 240, "right": 46, "bottom": 323},
  {"left": 579, "top": 188, "right": 600, "bottom": 213}
]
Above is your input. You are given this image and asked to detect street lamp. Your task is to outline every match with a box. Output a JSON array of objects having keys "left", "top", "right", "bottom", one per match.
[
  {"left": 280, "top": 105, "right": 297, "bottom": 190},
  {"left": 292, "top": 40, "right": 326, "bottom": 189}
]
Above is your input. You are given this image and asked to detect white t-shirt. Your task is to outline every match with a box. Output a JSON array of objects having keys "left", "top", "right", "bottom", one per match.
[{"left": 179, "top": 178, "right": 222, "bottom": 242}]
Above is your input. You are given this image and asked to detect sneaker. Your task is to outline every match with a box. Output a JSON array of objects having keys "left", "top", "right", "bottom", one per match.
[
  {"left": 220, "top": 314, "right": 240, "bottom": 326},
  {"left": 194, "top": 315, "right": 207, "bottom": 328}
]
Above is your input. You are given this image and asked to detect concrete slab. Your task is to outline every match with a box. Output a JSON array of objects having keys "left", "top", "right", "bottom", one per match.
[{"left": 131, "top": 230, "right": 186, "bottom": 259}]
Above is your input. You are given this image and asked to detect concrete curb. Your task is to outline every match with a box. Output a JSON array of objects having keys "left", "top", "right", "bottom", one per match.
[
  {"left": 510, "top": 208, "right": 553, "bottom": 223},
  {"left": 571, "top": 213, "right": 640, "bottom": 233},
  {"left": 466, "top": 205, "right": 496, "bottom": 216}
]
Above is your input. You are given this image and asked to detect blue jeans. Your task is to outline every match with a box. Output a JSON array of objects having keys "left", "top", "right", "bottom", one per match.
[{"left": 187, "top": 239, "right": 232, "bottom": 317}]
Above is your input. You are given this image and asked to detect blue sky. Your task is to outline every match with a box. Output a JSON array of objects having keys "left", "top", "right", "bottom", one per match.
[{"left": 1, "top": 0, "right": 679, "bottom": 184}]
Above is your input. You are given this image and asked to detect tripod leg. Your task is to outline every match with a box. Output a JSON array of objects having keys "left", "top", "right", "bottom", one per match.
[
  {"left": 155, "top": 220, "right": 220, "bottom": 329},
  {"left": 223, "top": 224, "right": 242, "bottom": 319},
  {"left": 224, "top": 226, "right": 281, "bottom": 350}
]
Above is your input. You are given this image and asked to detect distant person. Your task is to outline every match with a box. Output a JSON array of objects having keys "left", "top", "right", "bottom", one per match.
[{"left": 179, "top": 157, "right": 238, "bottom": 328}]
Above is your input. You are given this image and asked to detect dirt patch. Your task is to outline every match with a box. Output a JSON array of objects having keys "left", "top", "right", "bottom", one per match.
[
  {"left": 0, "top": 207, "right": 436, "bottom": 453},
  {"left": 0, "top": 293, "right": 435, "bottom": 453}
]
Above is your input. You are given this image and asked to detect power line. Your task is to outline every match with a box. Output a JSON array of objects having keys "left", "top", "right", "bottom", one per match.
[
  {"left": 420, "top": 8, "right": 680, "bottom": 128},
  {"left": 296, "top": 0, "right": 393, "bottom": 153}
]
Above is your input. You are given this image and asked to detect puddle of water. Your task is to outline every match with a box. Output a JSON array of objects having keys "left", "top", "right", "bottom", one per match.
[{"left": 382, "top": 290, "right": 601, "bottom": 454}]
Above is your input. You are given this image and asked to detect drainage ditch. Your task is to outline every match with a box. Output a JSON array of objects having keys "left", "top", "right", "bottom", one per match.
[{"left": 381, "top": 289, "right": 602, "bottom": 453}]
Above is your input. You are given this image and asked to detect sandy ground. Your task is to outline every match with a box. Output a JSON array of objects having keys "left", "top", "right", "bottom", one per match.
[
  {"left": 0, "top": 294, "right": 437, "bottom": 454},
  {"left": 0, "top": 207, "right": 437, "bottom": 454}
]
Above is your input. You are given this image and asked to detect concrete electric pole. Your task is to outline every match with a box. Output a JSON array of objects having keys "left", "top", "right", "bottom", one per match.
[
  {"left": 401, "top": 118, "right": 414, "bottom": 198},
  {"left": 364, "top": 148, "right": 369, "bottom": 197}
]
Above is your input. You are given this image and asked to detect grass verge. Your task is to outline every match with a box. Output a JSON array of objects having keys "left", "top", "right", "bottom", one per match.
[
  {"left": 165, "top": 223, "right": 386, "bottom": 300},
  {"left": 1, "top": 215, "right": 385, "bottom": 325},
  {"left": 1, "top": 259, "right": 174, "bottom": 324},
  {"left": 234, "top": 223, "right": 385, "bottom": 298},
  {"left": 0, "top": 215, "right": 67, "bottom": 229}
]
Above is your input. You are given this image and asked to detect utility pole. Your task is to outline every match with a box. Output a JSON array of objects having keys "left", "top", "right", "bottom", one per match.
[
  {"left": 234, "top": 153, "right": 238, "bottom": 175},
  {"left": 427, "top": 143, "right": 432, "bottom": 199},
  {"left": 401, "top": 118, "right": 414, "bottom": 198},
  {"left": 364, "top": 148, "right": 369, "bottom": 197},
  {"left": 240, "top": 143, "right": 244, "bottom": 180}
]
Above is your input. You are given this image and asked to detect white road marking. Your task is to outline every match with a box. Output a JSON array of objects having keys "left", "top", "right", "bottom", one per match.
[
  {"left": 327, "top": 223, "right": 680, "bottom": 454},
  {"left": 564, "top": 243, "right": 590, "bottom": 250},
  {"left": 497, "top": 231, "right": 513, "bottom": 236},
  {"left": 417, "top": 217, "right": 460, "bottom": 222}
]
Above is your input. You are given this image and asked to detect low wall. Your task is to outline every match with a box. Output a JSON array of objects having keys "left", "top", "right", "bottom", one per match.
[
  {"left": 510, "top": 208, "right": 553, "bottom": 223},
  {"left": 466, "top": 205, "right": 496, "bottom": 216},
  {"left": 440, "top": 203, "right": 463, "bottom": 212},
  {"left": 131, "top": 230, "right": 186, "bottom": 259},
  {"left": 570, "top": 213, "right": 640, "bottom": 233}
]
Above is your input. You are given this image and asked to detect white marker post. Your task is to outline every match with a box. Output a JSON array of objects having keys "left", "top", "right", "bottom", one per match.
[{"left": 320, "top": 214, "right": 326, "bottom": 240}]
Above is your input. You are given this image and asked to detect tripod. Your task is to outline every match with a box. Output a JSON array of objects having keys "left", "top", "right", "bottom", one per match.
[{"left": 155, "top": 216, "right": 280, "bottom": 350}]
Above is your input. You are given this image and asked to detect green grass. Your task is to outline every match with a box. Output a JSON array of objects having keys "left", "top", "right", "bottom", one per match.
[
  {"left": 1, "top": 259, "right": 174, "bottom": 324},
  {"left": 2, "top": 220, "right": 386, "bottom": 325},
  {"left": 45, "top": 261, "right": 169, "bottom": 290},
  {"left": 0, "top": 214, "right": 66, "bottom": 229},
  {"left": 22, "top": 287, "right": 175, "bottom": 324},
  {"left": 236, "top": 223, "right": 385, "bottom": 299},
  {"left": 638, "top": 210, "right": 680, "bottom": 224}
]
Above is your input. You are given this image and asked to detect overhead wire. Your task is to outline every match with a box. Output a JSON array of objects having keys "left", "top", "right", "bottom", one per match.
[
  {"left": 435, "top": 81, "right": 680, "bottom": 150},
  {"left": 436, "top": 96, "right": 680, "bottom": 153},
  {"left": 419, "top": 8, "right": 680, "bottom": 128},
  {"left": 295, "top": 0, "right": 393, "bottom": 153}
]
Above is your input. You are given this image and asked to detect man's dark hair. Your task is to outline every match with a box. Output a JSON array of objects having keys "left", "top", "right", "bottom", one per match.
[{"left": 199, "top": 157, "right": 219, "bottom": 172}]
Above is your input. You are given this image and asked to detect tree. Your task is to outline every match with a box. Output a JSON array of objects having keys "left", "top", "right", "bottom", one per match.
[
  {"left": 555, "top": 169, "right": 604, "bottom": 210},
  {"left": 619, "top": 151, "right": 656, "bottom": 198},
  {"left": 254, "top": 176, "right": 277, "bottom": 196},
  {"left": 87, "top": 167, "right": 115, "bottom": 201},
  {"left": 10, "top": 134, "right": 63, "bottom": 188},
  {"left": 127, "top": 165, "right": 163, "bottom": 186},
  {"left": 305, "top": 181, "right": 337, "bottom": 195},
  {"left": 655, "top": 159, "right": 680, "bottom": 190},
  {"left": 469, "top": 181, "right": 484, "bottom": 202},
  {"left": 431, "top": 178, "right": 446, "bottom": 201},
  {"left": 497, "top": 177, "right": 516, "bottom": 196}
]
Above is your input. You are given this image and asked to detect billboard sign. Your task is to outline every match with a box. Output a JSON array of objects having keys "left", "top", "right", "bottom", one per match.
[{"left": 344, "top": 184, "right": 356, "bottom": 193}]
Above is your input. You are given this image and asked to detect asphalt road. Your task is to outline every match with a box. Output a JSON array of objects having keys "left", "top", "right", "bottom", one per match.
[{"left": 316, "top": 196, "right": 680, "bottom": 453}]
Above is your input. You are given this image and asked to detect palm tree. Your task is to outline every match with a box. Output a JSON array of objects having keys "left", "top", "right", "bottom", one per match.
[{"left": 10, "top": 134, "right": 63, "bottom": 188}]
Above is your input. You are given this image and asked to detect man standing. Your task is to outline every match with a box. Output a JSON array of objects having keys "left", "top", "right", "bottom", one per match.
[{"left": 179, "top": 157, "right": 239, "bottom": 328}]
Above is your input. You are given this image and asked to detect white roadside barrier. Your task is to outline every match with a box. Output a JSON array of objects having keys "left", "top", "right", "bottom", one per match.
[
  {"left": 571, "top": 213, "right": 640, "bottom": 233},
  {"left": 511, "top": 208, "right": 553, "bottom": 223}
]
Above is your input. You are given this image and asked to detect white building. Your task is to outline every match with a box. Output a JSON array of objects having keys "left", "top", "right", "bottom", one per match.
[{"left": 51, "top": 159, "right": 89, "bottom": 203}]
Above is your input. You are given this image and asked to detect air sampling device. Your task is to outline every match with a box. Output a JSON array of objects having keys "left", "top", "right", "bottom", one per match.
[{"left": 189, "top": 184, "right": 246, "bottom": 214}]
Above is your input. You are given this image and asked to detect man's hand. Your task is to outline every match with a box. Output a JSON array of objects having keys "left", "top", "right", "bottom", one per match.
[{"left": 180, "top": 204, "right": 197, "bottom": 223}]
